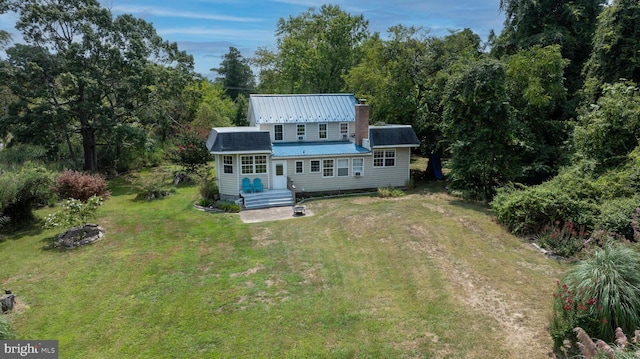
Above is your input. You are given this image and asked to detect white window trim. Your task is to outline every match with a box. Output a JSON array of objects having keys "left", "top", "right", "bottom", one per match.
[
  {"left": 352, "top": 157, "right": 364, "bottom": 176},
  {"left": 373, "top": 149, "right": 396, "bottom": 168},
  {"left": 337, "top": 158, "right": 349, "bottom": 177},
  {"left": 223, "top": 155, "right": 233, "bottom": 174},
  {"left": 322, "top": 159, "right": 334, "bottom": 178},
  {"left": 274, "top": 124, "right": 284, "bottom": 141},
  {"left": 340, "top": 123, "right": 349, "bottom": 135},
  {"left": 318, "top": 123, "right": 328, "bottom": 139},
  {"left": 310, "top": 160, "right": 320, "bottom": 173},
  {"left": 241, "top": 155, "right": 268, "bottom": 174},
  {"left": 297, "top": 124, "right": 306, "bottom": 140},
  {"left": 295, "top": 160, "right": 304, "bottom": 174}
]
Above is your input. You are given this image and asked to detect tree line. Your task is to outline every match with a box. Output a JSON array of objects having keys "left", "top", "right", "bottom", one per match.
[{"left": 1, "top": 0, "right": 640, "bottom": 243}]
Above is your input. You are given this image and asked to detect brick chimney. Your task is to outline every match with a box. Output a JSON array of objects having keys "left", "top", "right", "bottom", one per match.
[{"left": 354, "top": 99, "right": 369, "bottom": 146}]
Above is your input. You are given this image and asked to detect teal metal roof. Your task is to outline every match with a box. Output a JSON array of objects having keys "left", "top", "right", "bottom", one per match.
[
  {"left": 272, "top": 141, "right": 370, "bottom": 158},
  {"left": 249, "top": 94, "right": 357, "bottom": 124}
]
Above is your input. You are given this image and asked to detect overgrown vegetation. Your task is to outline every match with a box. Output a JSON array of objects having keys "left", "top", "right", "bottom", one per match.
[
  {"left": 128, "top": 169, "right": 176, "bottom": 201},
  {"left": 0, "top": 163, "right": 54, "bottom": 229},
  {"left": 0, "top": 315, "right": 14, "bottom": 340},
  {"left": 550, "top": 243, "right": 640, "bottom": 354},
  {"left": 574, "top": 327, "right": 640, "bottom": 359},
  {"left": 377, "top": 186, "right": 405, "bottom": 198}
]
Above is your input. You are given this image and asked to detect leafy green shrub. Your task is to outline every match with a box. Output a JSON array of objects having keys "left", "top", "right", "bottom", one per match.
[
  {"left": 197, "top": 167, "right": 219, "bottom": 201},
  {"left": 0, "top": 163, "right": 54, "bottom": 227},
  {"left": 43, "top": 196, "right": 104, "bottom": 230},
  {"left": 595, "top": 197, "right": 640, "bottom": 241},
  {"left": 129, "top": 170, "right": 175, "bottom": 201},
  {"left": 536, "top": 221, "right": 589, "bottom": 258},
  {"left": 378, "top": 186, "right": 405, "bottom": 198},
  {"left": 0, "top": 314, "right": 15, "bottom": 340},
  {"left": 52, "top": 170, "right": 110, "bottom": 201},
  {"left": 195, "top": 198, "right": 215, "bottom": 207},
  {"left": 215, "top": 200, "right": 241, "bottom": 213},
  {"left": 550, "top": 243, "right": 640, "bottom": 350},
  {"left": 491, "top": 180, "right": 599, "bottom": 235}
]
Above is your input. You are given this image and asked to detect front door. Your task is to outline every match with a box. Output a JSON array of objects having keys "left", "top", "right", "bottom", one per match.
[{"left": 272, "top": 161, "right": 287, "bottom": 189}]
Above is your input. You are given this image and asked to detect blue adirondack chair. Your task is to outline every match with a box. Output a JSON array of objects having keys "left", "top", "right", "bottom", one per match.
[
  {"left": 242, "top": 177, "right": 253, "bottom": 193},
  {"left": 253, "top": 178, "right": 264, "bottom": 192}
]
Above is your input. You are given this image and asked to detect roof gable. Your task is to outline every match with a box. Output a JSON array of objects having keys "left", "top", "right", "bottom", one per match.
[{"left": 249, "top": 94, "right": 357, "bottom": 125}]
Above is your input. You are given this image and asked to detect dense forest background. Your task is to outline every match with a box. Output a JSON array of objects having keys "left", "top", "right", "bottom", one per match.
[{"left": 1, "top": 0, "right": 639, "bottom": 247}]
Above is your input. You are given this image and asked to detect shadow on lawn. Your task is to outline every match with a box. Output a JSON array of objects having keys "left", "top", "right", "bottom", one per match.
[{"left": 0, "top": 222, "right": 45, "bottom": 244}]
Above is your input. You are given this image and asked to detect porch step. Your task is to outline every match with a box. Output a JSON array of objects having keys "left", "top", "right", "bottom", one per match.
[{"left": 242, "top": 189, "right": 294, "bottom": 209}]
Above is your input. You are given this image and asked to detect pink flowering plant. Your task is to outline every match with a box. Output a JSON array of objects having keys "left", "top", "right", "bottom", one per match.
[
  {"left": 550, "top": 242, "right": 640, "bottom": 352},
  {"left": 170, "top": 125, "right": 211, "bottom": 173},
  {"left": 537, "top": 220, "right": 589, "bottom": 257},
  {"left": 550, "top": 280, "right": 605, "bottom": 349}
]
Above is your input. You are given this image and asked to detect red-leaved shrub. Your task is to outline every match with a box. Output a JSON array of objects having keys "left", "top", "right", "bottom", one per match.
[{"left": 52, "top": 170, "right": 110, "bottom": 201}]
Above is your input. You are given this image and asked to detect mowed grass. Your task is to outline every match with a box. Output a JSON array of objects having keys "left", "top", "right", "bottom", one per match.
[{"left": 0, "top": 170, "right": 566, "bottom": 358}]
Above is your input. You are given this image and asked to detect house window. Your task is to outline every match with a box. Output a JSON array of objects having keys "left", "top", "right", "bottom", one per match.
[
  {"left": 352, "top": 158, "right": 363, "bottom": 176},
  {"left": 241, "top": 156, "right": 254, "bottom": 174},
  {"left": 373, "top": 150, "right": 396, "bottom": 167},
  {"left": 223, "top": 155, "right": 233, "bottom": 174},
  {"left": 241, "top": 155, "right": 268, "bottom": 174},
  {"left": 274, "top": 124, "right": 283, "bottom": 141},
  {"left": 319, "top": 123, "right": 327, "bottom": 139},
  {"left": 255, "top": 155, "right": 267, "bottom": 173},
  {"left": 297, "top": 124, "right": 306, "bottom": 140},
  {"left": 310, "top": 160, "right": 320, "bottom": 173},
  {"left": 295, "top": 160, "right": 304, "bottom": 174},
  {"left": 340, "top": 123, "right": 349, "bottom": 139},
  {"left": 322, "top": 159, "right": 334, "bottom": 177},
  {"left": 337, "top": 158, "right": 349, "bottom": 177}
]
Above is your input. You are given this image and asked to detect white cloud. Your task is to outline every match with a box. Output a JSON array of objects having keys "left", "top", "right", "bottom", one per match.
[{"left": 110, "top": 5, "right": 264, "bottom": 22}]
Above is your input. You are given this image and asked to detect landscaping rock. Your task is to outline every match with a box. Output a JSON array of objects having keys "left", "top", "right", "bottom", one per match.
[
  {"left": 1, "top": 290, "right": 15, "bottom": 313},
  {"left": 57, "top": 224, "right": 105, "bottom": 248}
]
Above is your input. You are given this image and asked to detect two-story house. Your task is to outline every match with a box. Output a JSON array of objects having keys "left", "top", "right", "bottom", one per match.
[{"left": 206, "top": 94, "right": 420, "bottom": 209}]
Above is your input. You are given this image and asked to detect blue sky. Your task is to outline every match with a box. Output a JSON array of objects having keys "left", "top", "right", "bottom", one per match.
[{"left": 1, "top": 1, "right": 505, "bottom": 78}]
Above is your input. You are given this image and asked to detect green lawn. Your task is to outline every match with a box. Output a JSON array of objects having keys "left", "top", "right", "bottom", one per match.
[{"left": 0, "top": 175, "right": 566, "bottom": 358}]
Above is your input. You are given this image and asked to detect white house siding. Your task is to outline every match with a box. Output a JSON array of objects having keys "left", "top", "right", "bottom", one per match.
[
  {"left": 216, "top": 154, "right": 271, "bottom": 198},
  {"left": 284, "top": 148, "right": 412, "bottom": 193},
  {"left": 262, "top": 123, "right": 354, "bottom": 143},
  {"left": 216, "top": 154, "right": 240, "bottom": 198}
]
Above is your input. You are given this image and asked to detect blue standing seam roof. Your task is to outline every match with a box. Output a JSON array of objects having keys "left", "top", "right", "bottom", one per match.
[
  {"left": 250, "top": 94, "right": 357, "bottom": 124},
  {"left": 272, "top": 142, "right": 371, "bottom": 157}
]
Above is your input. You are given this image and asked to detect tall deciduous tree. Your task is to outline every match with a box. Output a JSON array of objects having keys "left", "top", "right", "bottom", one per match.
[
  {"left": 442, "top": 57, "right": 518, "bottom": 201},
  {"left": 213, "top": 47, "right": 254, "bottom": 101},
  {"left": 573, "top": 81, "right": 640, "bottom": 169},
  {"left": 254, "top": 4, "right": 369, "bottom": 93},
  {"left": 505, "top": 45, "right": 569, "bottom": 182},
  {"left": 345, "top": 27, "right": 482, "bottom": 155},
  {"left": 345, "top": 26, "right": 428, "bottom": 126},
  {"left": 191, "top": 80, "right": 235, "bottom": 130},
  {"left": 494, "top": 0, "right": 604, "bottom": 117},
  {"left": 582, "top": 0, "right": 640, "bottom": 103},
  {"left": 1, "top": 0, "right": 194, "bottom": 171}
]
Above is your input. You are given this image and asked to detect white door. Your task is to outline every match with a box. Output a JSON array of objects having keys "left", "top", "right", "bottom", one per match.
[{"left": 272, "top": 161, "right": 287, "bottom": 189}]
